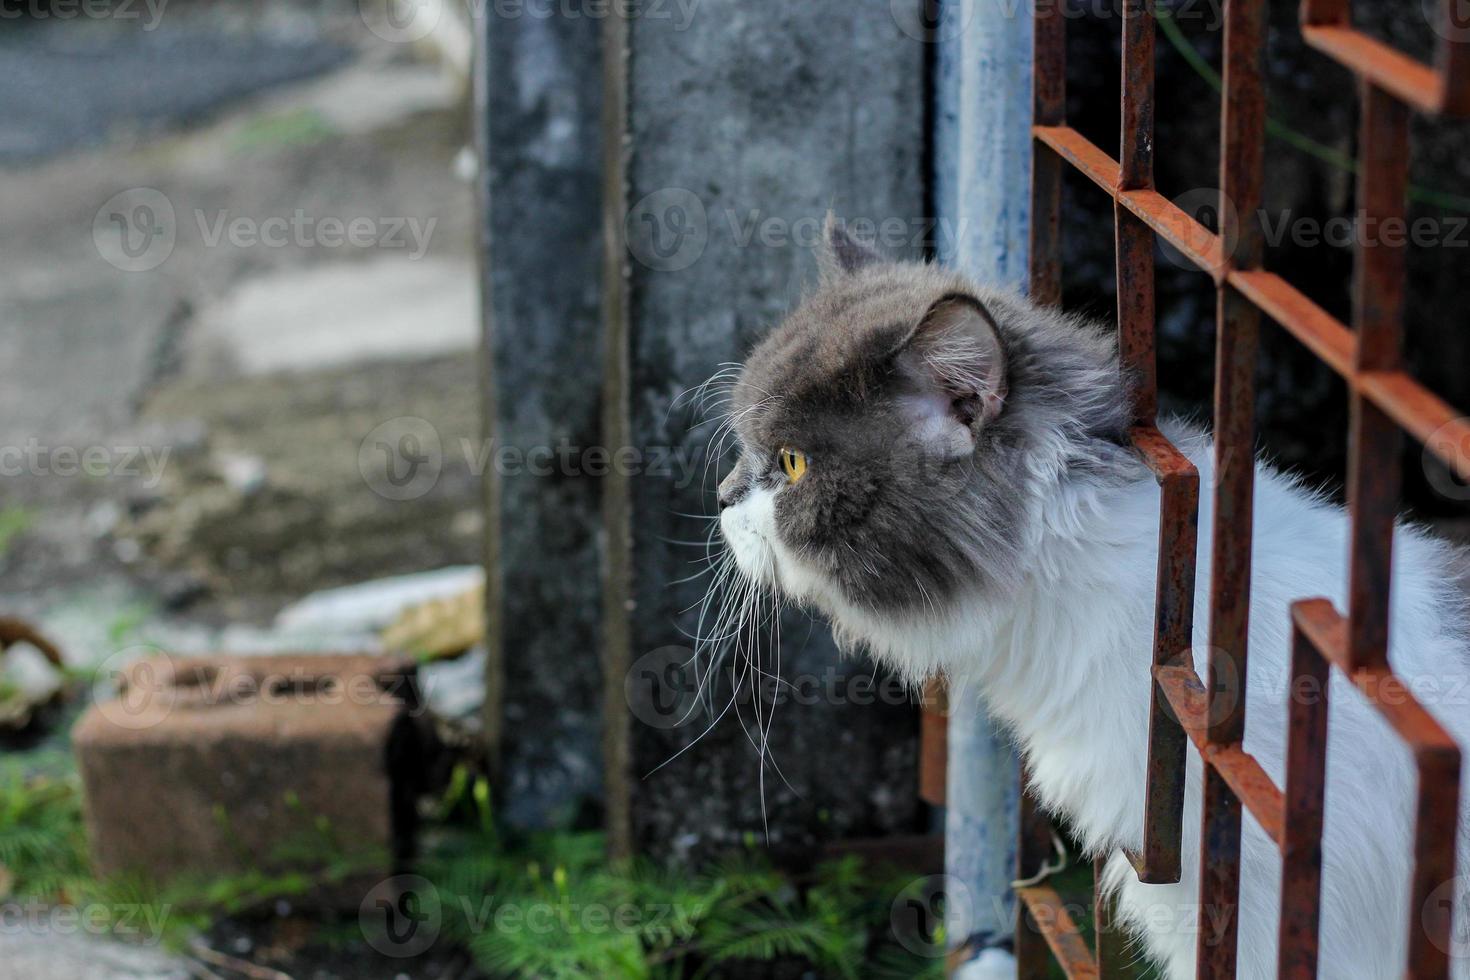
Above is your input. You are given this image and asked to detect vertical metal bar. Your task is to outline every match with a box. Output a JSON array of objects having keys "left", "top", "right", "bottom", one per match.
[
  {"left": 1033, "top": 0, "right": 1065, "bottom": 127},
  {"left": 1137, "top": 459, "right": 1197, "bottom": 883},
  {"left": 1030, "top": 0, "right": 1065, "bottom": 309},
  {"left": 1346, "top": 82, "right": 1409, "bottom": 674},
  {"left": 1197, "top": 0, "right": 1266, "bottom": 972},
  {"left": 1116, "top": 210, "right": 1156, "bottom": 421},
  {"left": 1298, "top": 0, "right": 1348, "bottom": 27},
  {"left": 1434, "top": 1, "right": 1470, "bottom": 115},
  {"left": 920, "top": 679, "right": 948, "bottom": 807},
  {"left": 1015, "top": 777, "right": 1054, "bottom": 979},
  {"left": 1021, "top": 3, "right": 1063, "bottom": 964},
  {"left": 1278, "top": 604, "right": 1331, "bottom": 980},
  {"left": 1408, "top": 747, "right": 1461, "bottom": 978},
  {"left": 1118, "top": 0, "right": 1153, "bottom": 193}
]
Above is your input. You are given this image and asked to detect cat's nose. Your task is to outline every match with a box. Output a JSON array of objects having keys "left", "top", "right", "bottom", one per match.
[{"left": 717, "top": 468, "right": 747, "bottom": 511}]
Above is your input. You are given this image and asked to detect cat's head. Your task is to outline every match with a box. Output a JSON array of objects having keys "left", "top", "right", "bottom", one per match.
[{"left": 716, "top": 215, "right": 1133, "bottom": 625}]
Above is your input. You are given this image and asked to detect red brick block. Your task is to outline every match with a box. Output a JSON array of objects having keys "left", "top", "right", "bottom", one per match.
[{"left": 73, "top": 653, "right": 424, "bottom": 907}]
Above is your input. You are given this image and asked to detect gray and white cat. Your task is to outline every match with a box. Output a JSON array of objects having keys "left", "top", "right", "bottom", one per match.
[{"left": 714, "top": 216, "right": 1470, "bottom": 978}]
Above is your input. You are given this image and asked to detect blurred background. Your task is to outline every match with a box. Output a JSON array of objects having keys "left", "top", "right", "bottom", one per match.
[{"left": 0, "top": 0, "right": 1467, "bottom": 977}]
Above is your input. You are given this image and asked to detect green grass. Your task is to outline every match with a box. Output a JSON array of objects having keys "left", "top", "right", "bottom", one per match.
[
  {"left": 0, "top": 507, "right": 34, "bottom": 560},
  {"left": 0, "top": 757, "right": 950, "bottom": 977},
  {"left": 230, "top": 108, "right": 337, "bottom": 153}
]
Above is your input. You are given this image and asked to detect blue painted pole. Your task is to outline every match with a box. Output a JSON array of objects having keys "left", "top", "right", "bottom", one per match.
[{"left": 934, "top": 0, "right": 1031, "bottom": 967}]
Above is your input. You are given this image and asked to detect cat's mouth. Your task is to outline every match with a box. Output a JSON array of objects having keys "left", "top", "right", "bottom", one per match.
[
  {"left": 719, "top": 486, "right": 834, "bottom": 610},
  {"left": 718, "top": 487, "right": 781, "bottom": 592}
]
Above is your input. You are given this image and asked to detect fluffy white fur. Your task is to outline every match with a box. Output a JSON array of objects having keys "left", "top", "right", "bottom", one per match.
[{"left": 722, "top": 419, "right": 1470, "bottom": 979}]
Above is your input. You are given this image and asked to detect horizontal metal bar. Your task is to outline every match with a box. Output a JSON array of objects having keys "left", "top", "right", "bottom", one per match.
[
  {"left": 1300, "top": 25, "right": 1454, "bottom": 117},
  {"left": 1016, "top": 884, "right": 1100, "bottom": 979},
  {"left": 1033, "top": 126, "right": 1227, "bottom": 276},
  {"left": 1033, "top": 135, "right": 1470, "bottom": 484},
  {"left": 1227, "top": 270, "right": 1354, "bottom": 377},
  {"left": 1130, "top": 424, "right": 1199, "bottom": 484},
  {"left": 1359, "top": 371, "right": 1470, "bottom": 484},
  {"left": 1221, "top": 272, "right": 1470, "bottom": 484},
  {"left": 1293, "top": 601, "right": 1460, "bottom": 755},
  {"left": 1155, "top": 664, "right": 1286, "bottom": 847}
]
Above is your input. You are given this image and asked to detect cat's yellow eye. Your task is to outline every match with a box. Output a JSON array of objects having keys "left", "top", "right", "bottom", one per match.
[{"left": 779, "top": 448, "right": 808, "bottom": 484}]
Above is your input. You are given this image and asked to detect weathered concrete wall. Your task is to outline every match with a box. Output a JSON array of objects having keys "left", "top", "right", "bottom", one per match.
[
  {"left": 607, "top": 0, "right": 929, "bottom": 861},
  {"left": 480, "top": 9, "right": 606, "bottom": 826}
]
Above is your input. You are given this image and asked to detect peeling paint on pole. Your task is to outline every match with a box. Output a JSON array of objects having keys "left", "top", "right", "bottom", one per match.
[{"left": 934, "top": 0, "right": 1029, "bottom": 961}]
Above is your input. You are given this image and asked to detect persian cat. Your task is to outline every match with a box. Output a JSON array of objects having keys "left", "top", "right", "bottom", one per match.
[{"left": 715, "top": 217, "right": 1470, "bottom": 979}]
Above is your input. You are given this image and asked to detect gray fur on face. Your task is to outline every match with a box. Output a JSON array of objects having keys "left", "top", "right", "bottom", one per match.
[{"left": 717, "top": 215, "right": 1141, "bottom": 613}]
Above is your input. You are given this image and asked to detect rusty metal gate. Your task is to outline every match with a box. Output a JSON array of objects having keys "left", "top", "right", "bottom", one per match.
[{"left": 1013, "top": 0, "right": 1470, "bottom": 976}]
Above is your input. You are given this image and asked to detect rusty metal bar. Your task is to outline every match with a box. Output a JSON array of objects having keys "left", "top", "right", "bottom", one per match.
[
  {"left": 1016, "top": 779, "right": 1059, "bottom": 979},
  {"left": 1298, "top": 0, "right": 1470, "bottom": 116},
  {"left": 1302, "top": 27, "right": 1444, "bottom": 116},
  {"left": 1193, "top": 0, "right": 1268, "bottom": 968},
  {"left": 1345, "top": 82, "right": 1410, "bottom": 674},
  {"left": 1292, "top": 599, "right": 1462, "bottom": 978},
  {"left": 1154, "top": 663, "right": 1285, "bottom": 847},
  {"left": 1015, "top": 884, "right": 1099, "bottom": 979},
  {"left": 1034, "top": 127, "right": 1228, "bottom": 276},
  {"left": 1028, "top": 0, "right": 1066, "bottom": 311},
  {"left": 1131, "top": 426, "right": 1197, "bottom": 884},
  {"left": 1027, "top": 0, "right": 1470, "bottom": 972},
  {"left": 919, "top": 679, "right": 948, "bottom": 807},
  {"left": 1118, "top": 0, "right": 1152, "bottom": 192},
  {"left": 1279, "top": 600, "right": 1332, "bottom": 979}
]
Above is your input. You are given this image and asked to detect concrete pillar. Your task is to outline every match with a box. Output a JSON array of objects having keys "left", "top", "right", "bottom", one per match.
[
  {"left": 603, "top": 0, "right": 929, "bottom": 860},
  {"left": 474, "top": 7, "right": 606, "bottom": 826}
]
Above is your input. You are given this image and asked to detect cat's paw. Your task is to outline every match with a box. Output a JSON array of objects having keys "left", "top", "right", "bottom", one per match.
[{"left": 952, "top": 946, "right": 1016, "bottom": 980}]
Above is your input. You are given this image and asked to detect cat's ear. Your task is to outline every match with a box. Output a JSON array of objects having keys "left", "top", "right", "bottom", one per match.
[
  {"left": 817, "top": 211, "right": 884, "bottom": 279},
  {"left": 892, "top": 295, "right": 1008, "bottom": 459}
]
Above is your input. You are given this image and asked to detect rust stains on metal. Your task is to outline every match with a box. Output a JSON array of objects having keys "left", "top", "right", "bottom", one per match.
[{"left": 1021, "top": 0, "right": 1469, "bottom": 974}]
